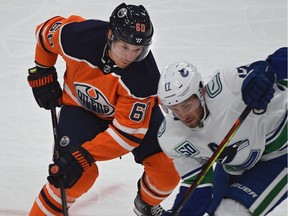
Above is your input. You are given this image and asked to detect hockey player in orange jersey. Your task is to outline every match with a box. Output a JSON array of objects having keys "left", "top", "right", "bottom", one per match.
[{"left": 27, "top": 3, "right": 180, "bottom": 216}]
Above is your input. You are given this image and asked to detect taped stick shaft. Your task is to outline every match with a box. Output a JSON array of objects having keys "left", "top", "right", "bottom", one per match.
[{"left": 51, "top": 108, "right": 69, "bottom": 216}]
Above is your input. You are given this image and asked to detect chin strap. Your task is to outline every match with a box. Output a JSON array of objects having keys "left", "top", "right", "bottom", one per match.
[
  {"left": 198, "top": 93, "right": 208, "bottom": 128},
  {"left": 197, "top": 82, "right": 208, "bottom": 128},
  {"left": 100, "top": 44, "right": 117, "bottom": 74}
]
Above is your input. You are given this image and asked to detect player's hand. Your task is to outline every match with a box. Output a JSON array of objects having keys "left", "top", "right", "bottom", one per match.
[
  {"left": 48, "top": 146, "right": 94, "bottom": 188},
  {"left": 241, "top": 61, "right": 275, "bottom": 112},
  {"left": 27, "top": 66, "right": 62, "bottom": 110}
]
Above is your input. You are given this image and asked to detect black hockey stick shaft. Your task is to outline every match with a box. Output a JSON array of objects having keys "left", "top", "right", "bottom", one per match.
[
  {"left": 51, "top": 107, "right": 69, "bottom": 216},
  {"left": 171, "top": 106, "right": 252, "bottom": 215}
]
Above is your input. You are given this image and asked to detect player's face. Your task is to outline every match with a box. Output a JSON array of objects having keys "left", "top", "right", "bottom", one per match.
[
  {"left": 109, "top": 40, "right": 143, "bottom": 68},
  {"left": 168, "top": 95, "right": 204, "bottom": 128}
]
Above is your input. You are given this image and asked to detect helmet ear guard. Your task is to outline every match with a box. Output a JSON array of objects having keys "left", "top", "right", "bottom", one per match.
[{"left": 109, "top": 3, "right": 154, "bottom": 62}]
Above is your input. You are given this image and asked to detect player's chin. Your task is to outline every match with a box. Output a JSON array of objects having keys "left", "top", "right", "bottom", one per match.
[
  {"left": 184, "top": 119, "right": 200, "bottom": 128},
  {"left": 117, "top": 60, "right": 132, "bottom": 68}
]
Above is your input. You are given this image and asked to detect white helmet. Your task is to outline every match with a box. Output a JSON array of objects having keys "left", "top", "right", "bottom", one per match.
[{"left": 158, "top": 61, "right": 203, "bottom": 106}]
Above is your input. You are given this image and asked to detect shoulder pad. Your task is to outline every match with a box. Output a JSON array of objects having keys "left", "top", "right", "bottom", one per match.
[
  {"left": 60, "top": 20, "right": 108, "bottom": 65},
  {"left": 118, "top": 52, "right": 160, "bottom": 98}
]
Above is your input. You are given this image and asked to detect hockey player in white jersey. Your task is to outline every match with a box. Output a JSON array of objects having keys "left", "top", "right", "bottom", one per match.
[{"left": 157, "top": 47, "right": 287, "bottom": 216}]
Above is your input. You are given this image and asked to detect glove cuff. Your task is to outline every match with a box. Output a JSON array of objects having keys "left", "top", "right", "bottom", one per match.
[
  {"left": 28, "top": 66, "right": 56, "bottom": 75},
  {"left": 70, "top": 146, "right": 94, "bottom": 171},
  {"left": 27, "top": 66, "right": 58, "bottom": 88}
]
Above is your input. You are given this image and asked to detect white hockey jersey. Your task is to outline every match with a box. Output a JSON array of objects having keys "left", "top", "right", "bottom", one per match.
[{"left": 158, "top": 66, "right": 287, "bottom": 180}]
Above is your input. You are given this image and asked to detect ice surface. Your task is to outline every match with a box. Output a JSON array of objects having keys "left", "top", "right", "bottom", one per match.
[{"left": 0, "top": 0, "right": 286, "bottom": 215}]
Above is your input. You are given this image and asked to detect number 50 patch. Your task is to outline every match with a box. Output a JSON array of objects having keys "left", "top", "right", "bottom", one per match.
[{"left": 175, "top": 141, "right": 199, "bottom": 157}]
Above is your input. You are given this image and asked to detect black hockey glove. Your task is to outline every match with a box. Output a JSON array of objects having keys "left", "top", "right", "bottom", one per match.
[
  {"left": 48, "top": 146, "right": 94, "bottom": 188},
  {"left": 27, "top": 66, "right": 62, "bottom": 110},
  {"left": 241, "top": 61, "right": 276, "bottom": 112}
]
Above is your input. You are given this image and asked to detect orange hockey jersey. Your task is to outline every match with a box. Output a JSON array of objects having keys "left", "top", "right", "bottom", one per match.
[{"left": 34, "top": 15, "right": 161, "bottom": 161}]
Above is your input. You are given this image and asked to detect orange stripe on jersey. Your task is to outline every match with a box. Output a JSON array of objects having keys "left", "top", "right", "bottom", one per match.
[
  {"left": 44, "top": 184, "right": 66, "bottom": 211},
  {"left": 29, "top": 183, "right": 75, "bottom": 216},
  {"left": 107, "top": 127, "right": 139, "bottom": 150},
  {"left": 82, "top": 128, "right": 131, "bottom": 161},
  {"left": 37, "top": 187, "right": 63, "bottom": 215},
  {"left": 35, "top": 15, "right": 86, "bottom": 67},
  {"left": 112, "top": 118, "right": 148, "bottom": 135},
  {"left": 138, "top": 153, "right": 180, "bottom": 205}
]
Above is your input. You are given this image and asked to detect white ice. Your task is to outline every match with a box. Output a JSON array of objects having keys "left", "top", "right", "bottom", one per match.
[{"left": 0, "top": 0, "right": 287, "bottom": 215}]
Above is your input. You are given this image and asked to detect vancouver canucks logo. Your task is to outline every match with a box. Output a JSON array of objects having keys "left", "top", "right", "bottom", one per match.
[
  {"left": 178, "top": 68, "right": 189, "bottom": 77},
  {"left": 208, "top": 139, "right": 249, "bottom": 163},
  {"left": 75, "top": 83, "right": 115, "bottom": 116}
]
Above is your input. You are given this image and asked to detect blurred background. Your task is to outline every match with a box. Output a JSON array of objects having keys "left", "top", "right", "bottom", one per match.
[{"left": 0, "top": 0, "right": 286, "bottom": 215}]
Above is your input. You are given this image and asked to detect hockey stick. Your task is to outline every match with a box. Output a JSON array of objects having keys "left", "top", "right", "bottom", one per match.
[
  {"left": 171, "top": 106, "right": 252, "bottom": 215},
  {"left": 51, "top": 107, "right": 69, "bottom": 216}
]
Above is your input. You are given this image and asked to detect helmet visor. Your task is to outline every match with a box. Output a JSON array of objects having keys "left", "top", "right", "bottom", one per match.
[
  {"left": 110, "top": 36, "right": 150, "bottom": 62},
  {"left": 168, "top": 95, "right": 203, "bottom": 128}
]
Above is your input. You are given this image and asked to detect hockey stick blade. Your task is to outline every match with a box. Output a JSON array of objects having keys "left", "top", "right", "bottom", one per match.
[{"left": 171, "top": 106, "right": 252, "bottom": 215}]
